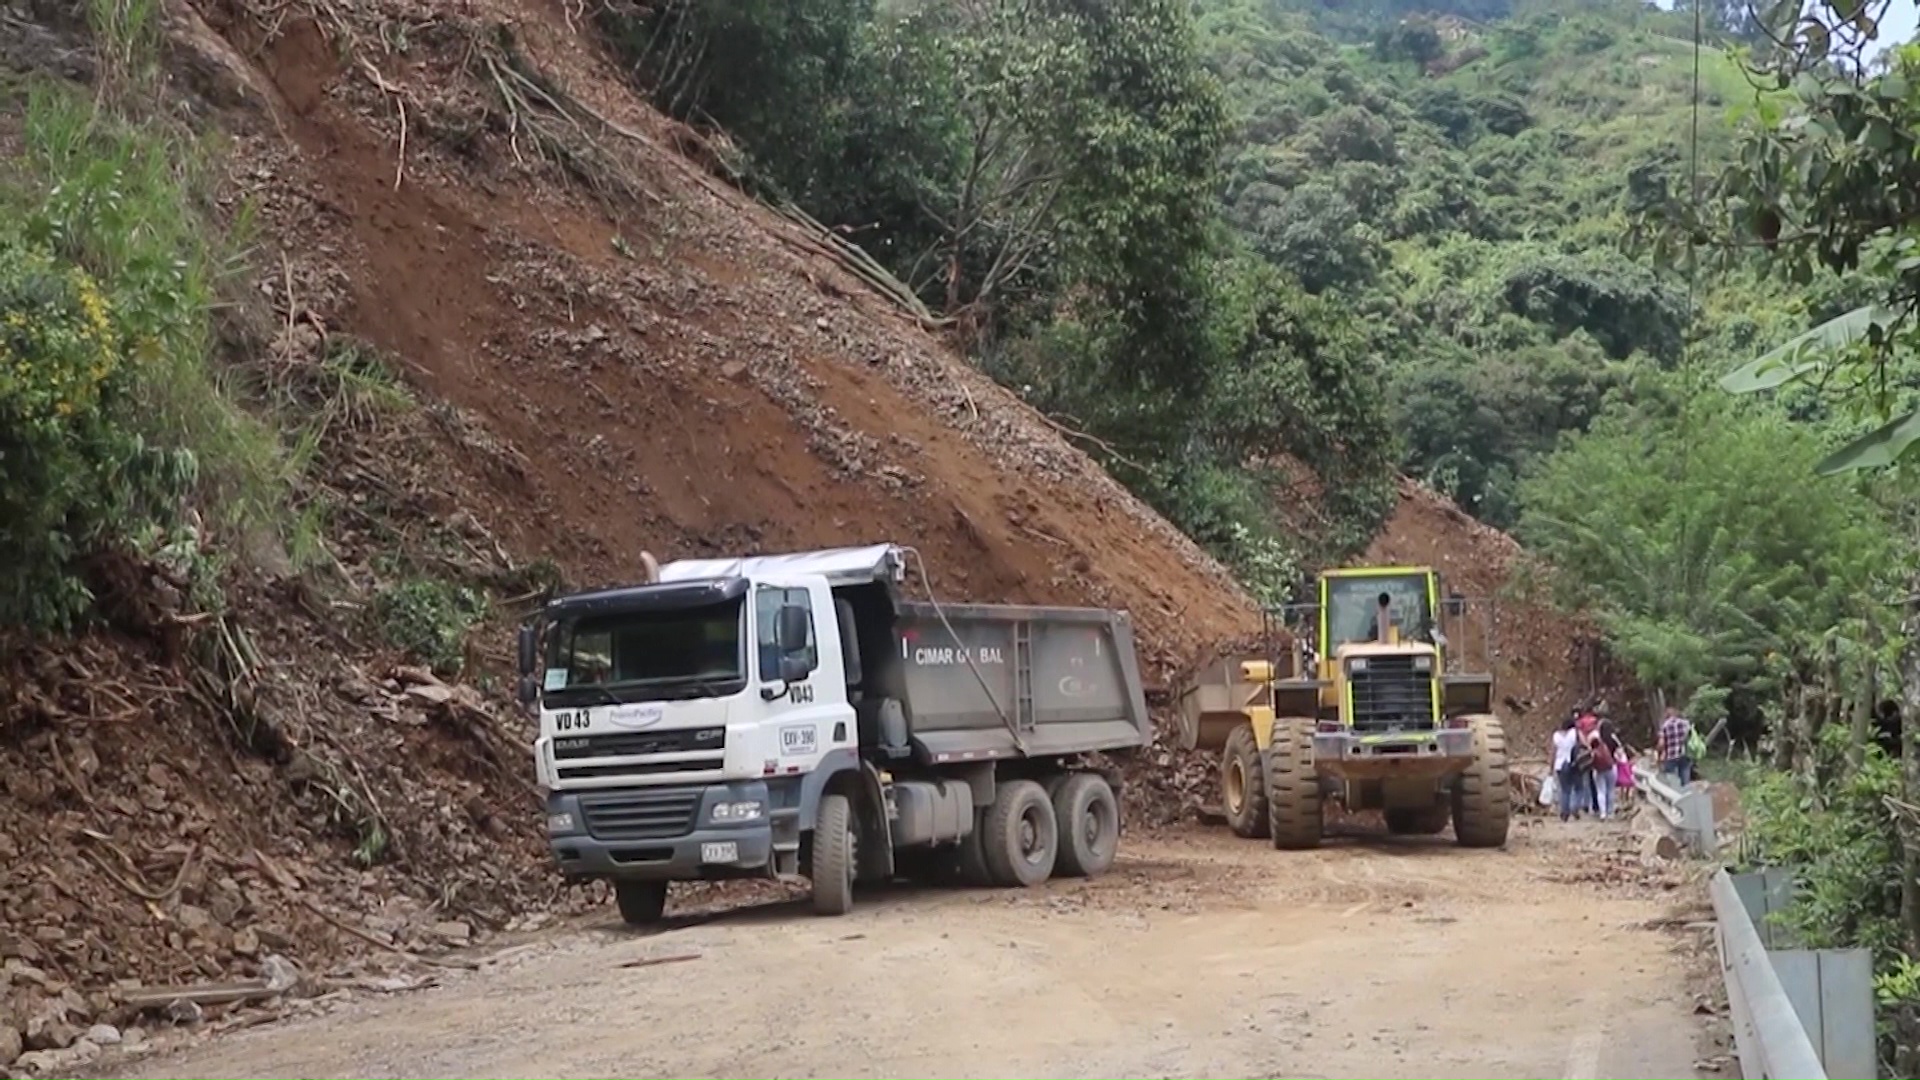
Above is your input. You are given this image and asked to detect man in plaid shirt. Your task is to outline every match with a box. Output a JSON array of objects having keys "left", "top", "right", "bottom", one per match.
[{"left": 1658, "top": 704, "right": 1693, "bottom": 785}]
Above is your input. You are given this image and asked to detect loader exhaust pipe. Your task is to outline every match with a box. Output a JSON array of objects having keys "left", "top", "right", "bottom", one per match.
[
  {"left": 1375, "top": 592, "right": 1393, "bottom": 644},
  {"left": 641, "top": 551, "right": 660, "bottom": 584}
]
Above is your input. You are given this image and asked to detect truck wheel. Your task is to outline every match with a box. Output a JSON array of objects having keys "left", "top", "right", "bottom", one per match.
[
  {"left": 1385, "top": 804, "right": 1450, "bottom": 835},
  {"left": 1053, "top": 773, "right": 1120, "bottom": 878},
  {"left": 1221, "top": 724, "right": 1270, "bottom": 839},
  {"left": 811, "top": 792, "right": 857, "bottom": 915},
  {"left": 1451, "top": 714, "right": 1511, "bottom": 849},
  {"left": 983, "top": 779, "right": 1058, "bottom": 887},
  {"left": 1266, "top": 717, "right": 1323, "bottom": 850},
  {"left": 956, "top": 809, "right": 994, "bottom": 886},
  {"left": 613, "top": 881, "right": 668, "bottom": 926}
]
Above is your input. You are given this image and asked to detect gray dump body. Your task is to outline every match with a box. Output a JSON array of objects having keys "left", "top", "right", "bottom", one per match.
[{"left": 892, "top": 601, "right": 1150, "bottom": 764}]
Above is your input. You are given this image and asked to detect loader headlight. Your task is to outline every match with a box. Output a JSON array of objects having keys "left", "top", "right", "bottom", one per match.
[
  {"left": 1413, "top": 655, "right": 1433, "bottom": 672},
  {"left": 1347, "top": 658, "right": 1368, "bottom": 673}
]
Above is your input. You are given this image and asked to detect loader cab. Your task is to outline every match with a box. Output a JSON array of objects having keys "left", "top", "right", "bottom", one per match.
[{"left": 1317, "top": 567, "right": 1443, "bottom": 733}]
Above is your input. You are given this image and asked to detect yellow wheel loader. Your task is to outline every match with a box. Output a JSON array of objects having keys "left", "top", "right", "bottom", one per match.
[{"left": 1176, "top": 566, "right": 1509, "bottom": 849}]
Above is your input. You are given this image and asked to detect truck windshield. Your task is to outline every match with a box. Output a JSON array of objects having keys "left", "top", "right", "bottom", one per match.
[
  {"left": 543, "top": 597, "right": 747, "bottom": 702},
  {"left": 1324, "top": 575, "right": 1433, "bottom": 647}
]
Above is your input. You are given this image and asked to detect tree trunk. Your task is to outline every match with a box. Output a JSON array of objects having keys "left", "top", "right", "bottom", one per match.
[
  {"left": 1898, "top": 588, "right": 1920, "bottom": 963},
  {"left": 1852, "top": 653, "right": 1876, "bottom": 773},
  {"left": 1773, "top": 675, "right": 1799, "bottom": 772}
]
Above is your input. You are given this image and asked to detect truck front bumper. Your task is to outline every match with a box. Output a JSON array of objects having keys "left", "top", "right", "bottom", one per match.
[
  {"left": 545, "top": 782, "right": 781, "bottom": 882},
  {"left": 1311, "top": 728, "right": 1476, "bottom": 779}
]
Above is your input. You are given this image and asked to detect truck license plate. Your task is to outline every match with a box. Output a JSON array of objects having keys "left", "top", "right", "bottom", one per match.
[{"left": 700, "top": 842, "right": 737, "bottom": 864}]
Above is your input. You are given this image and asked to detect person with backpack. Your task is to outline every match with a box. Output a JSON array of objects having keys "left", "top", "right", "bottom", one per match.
[
  {"left": 1573, "top": 710, "right": 1601, "bottom": 814},
  {"left": 1658, "top": 703, "right": 1696, "bottom": 786},
  {"left": 1588, "top": 717, "right": 1623, "bottom": 819},
  {"left": 1551, "top": 715, "right": 1583, "bottom": 822}
]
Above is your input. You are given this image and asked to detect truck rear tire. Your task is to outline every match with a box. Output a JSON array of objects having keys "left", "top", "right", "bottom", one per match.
[
  {"left": 1053, "top": 773, "right": 1119, "bottom": 878},
  {"left": 614, "top": 881, "right": 668, "bottom": 926},
  {"left": 1451, "top": 714, "right": 1511, "bottom": 849},
  {"left": 983, "top": 779, "right": 1058, "bottom": 887},
  {"left": 1221, "top": 724, "right": 1270, "bottom": 839},
  {"left": 1266, "top": 717, "right": 1323, "bottom": 850},
  {"left": 1385, "top": 804, "right": 1450, "bottom": 835},
  {"left": 811, "top": 792, "right": 857, "bottom": 915}
]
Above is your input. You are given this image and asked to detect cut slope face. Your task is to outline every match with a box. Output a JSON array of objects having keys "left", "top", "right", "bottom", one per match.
[
  {"left": 1363, "top": 479, "right": 1603, "bottom": 751},
  {"left": 182, "top": 0, "right": 1256, "bottom": 675}
]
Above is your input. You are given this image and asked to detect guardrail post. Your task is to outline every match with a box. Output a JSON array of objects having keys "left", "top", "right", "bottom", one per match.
[
  {"left": 1713, "top": 870, "right": 1831, "bottom": 1079},
  {"left": 1632, "top": 761, "right": 1718, "bottom": 856},
  {"left": 1677, "top": 784, "right": 1718, "bottom": 857}
]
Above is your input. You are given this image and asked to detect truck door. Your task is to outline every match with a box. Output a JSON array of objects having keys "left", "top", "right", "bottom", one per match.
[{"left": 751, "top": 577, "right": 856, "bottom": 772}]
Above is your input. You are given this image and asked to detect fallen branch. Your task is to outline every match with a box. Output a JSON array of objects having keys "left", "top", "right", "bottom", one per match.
[
  {"left": 120, "top": 980, "right": 277, "bottom": 1011},
  {"left": 617, "top": 952, "right": 701, "bottom": 970},
  {"left": 357, "top": 58, "right": 408, "bottom": 189},
  {"left": 83, "top": 839, "right": 197, "bottom": 903},
  {"left": 298, "top": 897, "right": 479, "bottom": 970}
]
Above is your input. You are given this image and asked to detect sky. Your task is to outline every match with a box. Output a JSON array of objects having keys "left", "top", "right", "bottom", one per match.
[{"left": 1648, "top": 0, "right": 1918, "bottom": 58}]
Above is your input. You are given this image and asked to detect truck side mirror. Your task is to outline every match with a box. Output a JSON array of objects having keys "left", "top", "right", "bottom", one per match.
[
  {"left": 517, "top": 676, "right": 538, "bottom": 706},
  {"left": 778, "top": 653, "right": 812, "bottom": 683},
  {"left": 516, "top": 624, "right": 537, "bottom": 677},
  {"left": 776, "top": 605, "right": 810, "bottom": 655}
]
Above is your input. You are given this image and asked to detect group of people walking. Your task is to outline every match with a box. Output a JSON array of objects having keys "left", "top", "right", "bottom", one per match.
[
  {"left": 1548, "top": 703, "right": 1700, "bottom": 822},
  {"left": 1549, "top": 709, "right": 1634, "bottom": 820}
]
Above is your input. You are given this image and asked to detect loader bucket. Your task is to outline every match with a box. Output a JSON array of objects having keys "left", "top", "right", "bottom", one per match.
[{"left": 1174, "top": 655, "right": 1267, "bottom": 752}]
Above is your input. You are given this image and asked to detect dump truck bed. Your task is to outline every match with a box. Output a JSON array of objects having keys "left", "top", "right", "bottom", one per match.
[{"left": 894, "top": 601, "right": 1149, "bottom": 763}]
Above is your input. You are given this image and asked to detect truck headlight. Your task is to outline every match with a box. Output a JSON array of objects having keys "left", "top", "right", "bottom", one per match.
[
  {"left": 710, "top": 800, "right": 764, "bottom": 823},
  {"left": 547, "top": 811, "right": 576, "bottom": 835}
]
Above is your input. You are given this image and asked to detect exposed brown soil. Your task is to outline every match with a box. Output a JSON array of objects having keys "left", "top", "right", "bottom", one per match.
[
  {"left": 107, "top": 822, "right": 1714, "bottom": 1080},
  {"left": 1364, "top": 478, "right": 1629, "bottom": 752}
]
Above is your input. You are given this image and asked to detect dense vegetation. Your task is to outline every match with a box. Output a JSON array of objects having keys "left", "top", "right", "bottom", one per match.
[{"left": 0, "top": 28, "right": 286, "bottom": 631}]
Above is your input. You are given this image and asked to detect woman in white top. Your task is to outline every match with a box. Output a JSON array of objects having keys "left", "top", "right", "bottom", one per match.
[{"left": 1551, "top": 716, "right": 1581, "bottom": 822}]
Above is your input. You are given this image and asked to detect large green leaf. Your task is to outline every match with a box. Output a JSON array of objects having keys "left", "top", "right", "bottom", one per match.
[
  {"left": 1815, "top": 408, "right": 1920, "bottom": 473},
  {"left": 1720, "top": 304, "right": 1897, "bottom": 394}
]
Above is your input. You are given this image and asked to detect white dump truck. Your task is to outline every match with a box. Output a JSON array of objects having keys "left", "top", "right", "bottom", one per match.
[{"left": 515, "top": 544, "right": 1151, "bottom": 922}]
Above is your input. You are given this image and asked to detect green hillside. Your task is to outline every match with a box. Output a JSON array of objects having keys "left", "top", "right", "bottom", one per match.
[{"left": 1195, "top": 0, "right": 1777, "bottom": 524}]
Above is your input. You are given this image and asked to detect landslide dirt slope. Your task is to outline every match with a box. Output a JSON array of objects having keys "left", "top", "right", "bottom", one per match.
[
  {"left": 183, "top": 0, "right": 1258, "bottom": 670},
  {"left": 1364, "top": 478, "right": 1606, "bottom": 752}
]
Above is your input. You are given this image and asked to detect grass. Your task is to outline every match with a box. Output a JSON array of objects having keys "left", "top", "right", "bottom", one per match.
[{"left": 11, "top": 80, "right": 292, "bottom": 532}]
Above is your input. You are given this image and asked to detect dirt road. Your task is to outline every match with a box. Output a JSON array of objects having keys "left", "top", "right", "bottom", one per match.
[{"left": 117, "top": 818, "right": 1708, "bottom": 1079}]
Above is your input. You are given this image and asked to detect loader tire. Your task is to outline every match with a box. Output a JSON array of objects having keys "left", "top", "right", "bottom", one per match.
[
  {"left": 1053, "top": 773, "right": 1120, "bottom": 879},
  {"left": 1266, "top": 717, "right": 1323, "bottom": 850},
  {"left": 1221, "top": 724, "right": 1270, "bottom": 839},
  {"left": 1451, "top": 714, "right": 1511, "bottom": 849},
  {"left": 983, "top": 779, "right": 1058, "bottom": 887},
  {"left": 1385, "top": 804, "right": 1451, "bottom": 835},
  {"left": 810, "top": 793, "right": 856, "bottom": 915}
]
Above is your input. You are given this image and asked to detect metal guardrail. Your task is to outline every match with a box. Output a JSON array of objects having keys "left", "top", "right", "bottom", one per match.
[
  {"left": 1633, "top": 759, "right": 1718, "bottom": 855},
  {"left": 1712, "top": 870, "right": 1835, "bottom": 1080}
]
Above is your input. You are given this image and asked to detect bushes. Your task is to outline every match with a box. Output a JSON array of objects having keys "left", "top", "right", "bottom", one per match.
[
  {"left": 374, "top": 578, "right": 488, "bottom": 675},
  {"left": 0, "top": 79, "right": 285, "bottom": 632},
  {"left": 0, "top": 237, "right": 149, "bottom": 627}
]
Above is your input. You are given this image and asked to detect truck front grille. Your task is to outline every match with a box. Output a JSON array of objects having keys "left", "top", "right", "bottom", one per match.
[
  {"left": 579, "top": 789, "right": 700, "bottom": 841},
  {"left": 551, "top": 727, "right": 725, "bottom": 760},
  {"left": 1349, "top": 656, "right": 1436, "bottom": 732}
]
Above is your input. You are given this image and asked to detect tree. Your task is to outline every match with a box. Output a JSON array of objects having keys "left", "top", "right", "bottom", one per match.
[{"left": 1519, "top": 389, "right": 1893, "bottom": 716}]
